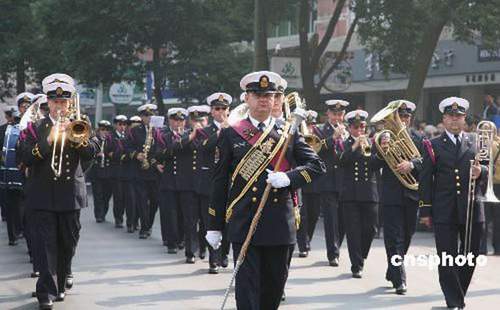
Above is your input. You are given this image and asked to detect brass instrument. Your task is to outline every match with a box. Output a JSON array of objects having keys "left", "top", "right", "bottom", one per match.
[
  {"left": 100, "top": 139, "right": 106, "bottom": 168},
  {"left": 302, "top": 121, "right": 323, "bottom": 153},
  {"left": 370, "top": 100, "right": 422, "bottom": 191},
  {"left": 289, "top": 93, "right": 322, "bottom": 152},
  {"left": 357, "top": 135, "right": 372, "bottom": 157},
  {"left": 464, "top": 121, "right": 500, "bottom": 254},
  {"left": 50, "top": 93, "right": 91, "bottom": 177},
  {"left": 140, "top": 125, "right": 153, "bottom": 170}
]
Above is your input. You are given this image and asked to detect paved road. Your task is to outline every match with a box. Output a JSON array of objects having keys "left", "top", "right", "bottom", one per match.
[{"left": 1, "top": 202, "right": 499, "bottom": 310}]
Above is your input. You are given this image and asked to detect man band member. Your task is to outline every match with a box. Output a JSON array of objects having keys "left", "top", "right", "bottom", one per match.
[
  {"left": 22, "top": 73, "right": 97, "bottom": 309},
  {"left": 109, "top": 115, "right": 128, "bottom": 228},
  {"left": 315, "top": 99, "right": 349, "bottom": 266},
  {"left": 127, "top": 104, "right": 160, "bottom": 239},
  {"left": 419, "top": 97, "right": 486, "bottom": 310},
  {"left": 156, "top": 107, "right": 193, "bottom": 256},
  {"left": 194, "top": 93, "right": 231, "bottom": 273},
  {"left": 340, "top": 109, "right": 379, "bottom": 279},
  {"left": 90, "top": 120, "right": 113, "bottom": 223},
  {"left": 372, "top": 100, "right": 424, "bottom": 294},
  {"left": 296, "top": 110, "right": 322, "bottom": 257},
  {"left": 206, "top": 71, "right": 325, "bottom": 309}
]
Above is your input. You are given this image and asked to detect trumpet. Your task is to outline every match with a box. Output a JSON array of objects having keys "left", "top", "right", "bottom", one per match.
[{"left": 356, "top": 135, "right": 372, "bottom": 157}]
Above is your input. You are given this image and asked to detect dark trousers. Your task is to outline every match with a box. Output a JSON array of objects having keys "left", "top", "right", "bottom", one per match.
[
  {"left": 162, "top": 190, "right": 197, "bottom": 257},
  {"left": 343, "top": 201, "right": 377, "bottom": 273},
  {"left": 321, "top": 192, "right": 344, "bottom": 260},
  {"left": 0, "top": 188, "right": 5, "bottom": 221},
  {"left": 197, "top": 194, "right": 220, "bottom": 266},
  {"left": 383, "top": 199, "right": 418, "bottom": 286},
  {"left": 5, "top": 189, "right": 23, "bottom": 242},
  {"left": 91, "top": 178, "right": 112, "bottom": 220},
  {"left": 296, "top": 193, "right": 321, "bottom": 252},
  {"left": 33, "top": 210, "right": 80, "bottom": 303},
  {"left": 111, "top": 179, "right": 124, "bottom": 224},
  {"left": 433, "top": 223, "right": 483, "bottom": 308},
  {"left": 232, "top": 243, "right": 294, "bottom": 310},
  {"left": 25, "top": 209, "right": 38, "bottom": 272},
  {"left": 135, "top": 179, "right": 158, "bottom": 233},
  {"left": 122, "top": 181, "right": 136, "bottom": 228}
]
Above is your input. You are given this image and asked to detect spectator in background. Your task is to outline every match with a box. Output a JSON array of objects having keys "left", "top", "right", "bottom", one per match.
[
  {"left": 417, "top": 121, "right": 427, "bottom": 137},
  {"left": 423, "top": 124, "right": 437, "bottom": 139},
  {"left": 436, "top": 122, "right": 445, "bottom": 136},
  {"left": 482, "top": 94, "right": 498, "bottom": 121}
]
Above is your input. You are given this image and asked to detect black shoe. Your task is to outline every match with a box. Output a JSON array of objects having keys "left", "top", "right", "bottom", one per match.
[
  {"left": 298, "top": 251, "right": 308, "bottom": 258},
  {"left": 185, "top": 257, "right": 195, "bottom": 264},
  {"left": 281, "top": 291, "right": 286, "bottom": 301},
  {"left": 8, "top": 240, "right": 18, "bottom": 246},
  {"left": 352, "top": 271, "right": 363, "bottom": 278},
  {"left": 199, "top": 251, "right": 206, "bottom": 260},
  {"left": 146, "top": 229, "right": 152, "bottom": 237},
  {"left": 167, "top": 248, "right": 177, "bottom": 254},
  {"left": 32, "top": 292, "right": 37, "bottom": 298},
  {"left": 65, "top": 276, "right": 73, "bottom": 290},
  {"left": 329, "top": 258, "right": 339, "bottom": 267},
  {"left": 96, "top": 218, "right": 104, "bottom": 223},
  {"left": 55, "top": 292, "right": 65, "bottom": 302},
  {"left": 395, "top": 283, "right": 407, "bottom": 295},
  {"left": 127, "top": 226, "right": 134, "bottom": 233},
  {"left": 178, "top": 242, "right": 185, "bottom": 250},
  {"left": 31, "top": 271, "right": 40, "bottom": 278},
  {"left": 221, "top": 256, "right": 228, "bottom": 268},
  {"left": 139, "top": 231, "right": 148, "bottom": 239},
  {"left": 208, "top": 265, "right": 219, "bottom": 274},
  {"left": 38, "top": 300, "right": 53, "bottom": 309}
]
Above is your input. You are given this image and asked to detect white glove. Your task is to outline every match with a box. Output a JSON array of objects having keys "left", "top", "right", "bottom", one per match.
[
  {"left": 266, "top": 169, "right": 291, "bottom": 188},
  {"left": 205, "top": 230, "right": 222, "bottom": 250}
]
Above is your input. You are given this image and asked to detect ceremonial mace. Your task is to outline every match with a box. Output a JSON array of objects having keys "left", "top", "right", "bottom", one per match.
[{"left": 220, "top": 94, "right": 297, "bottom": 310}]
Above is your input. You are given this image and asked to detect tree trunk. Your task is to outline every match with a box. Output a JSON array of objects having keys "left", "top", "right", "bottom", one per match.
[
  {"left": 253, "top": 0, "right": 268, "bottom": 70},
  {"left": 152, "top": 43, "right": 165, "bottom": 115},
  {"left": 16, "top": 56, "right": 26, "bottom": 93},
  {"left": 405, "top": 17, "right": 448, "bottom": 103}
]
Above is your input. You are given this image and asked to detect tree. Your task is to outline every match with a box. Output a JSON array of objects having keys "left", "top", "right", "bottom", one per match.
[
  {"left": 298, "top": 0, "right": 358, "bottom": 110},
  {"left": 355, "top": 0, "right": 500, "bottom": 102},
  {"left": 166, "top": 44, "right": 253, "bottom": 103},
  {"left": 0, "top": 0, "right": 40, "bottom": 97}
]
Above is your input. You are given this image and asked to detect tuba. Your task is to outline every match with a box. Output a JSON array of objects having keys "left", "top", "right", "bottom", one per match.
[{"left": 370, "top": 100, "right": 421, "bottom": 190}]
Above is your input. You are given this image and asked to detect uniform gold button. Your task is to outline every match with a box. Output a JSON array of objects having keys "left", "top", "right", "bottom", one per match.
[
  {"left": 193, "top": 167, "right": 196, "bottom": 170},
  {"left": 193, "top": 161, "right": 196, "bottom": 164},
  {"left": 273, "top": 188, "right": 278, "bottom": 193},
  {"left": 273, "top": 198, "right": 278, "bottom": 203},
  {"left": 66, "top": 169, "right": 70, "bottom": 173},
  {"left": 355, "top": 172, "right": 358, "bottom": 176},
  {"left": 355, "top": 167, "right": 359, "bottom": 171},
  {"left": 355, "top": 178, "right": 358, "bottom": 181},
  {"left": 66, "top": 176, "right": 70, "bottom": 180},
  {"left": 457, "top": 191, "right": 461, "bottom": 194},
  {"left": 365, "top": 173, "right": 368, "bottom": 176},
  {"left": 334, "top": 165, "right": 338, "bottom": 169},
  {"left": 65, "top": 154, "right": 69, "bottom": 158},
  {"left": 364, "top": 161, "right": 368, "bottom": 165},
  {"left": 252, "top": 187, "right": 258, "bottom": 192},
  {"left": 193, "top": 150, "right": 197, "bottom": 154},
  {"left": 66, "top": 162, "right": 70, "bottom": 166},
  {"left": 173, "top": 166, "right": 177, "bottom": 168},
  {"left": 455, "top": 169, "right": 459, "bottom": 173},
  {"left": 173, "top": 172, "right": 177, "bottom": 175},
  {"left": 252, "top": 197, "right": 257, "bottom": 203},
  {"left": 456, "top": 176, "right": 460, "bottom": 180},
  {"left": 193, "top": 155, "right": 197, "bottom": 159},
  {"left": 53, "top": 177, "right": 57, "bottom": 181},
  {"left": 173, "top": 156, "right": 177, "bottom": 159},
  {"left": 456, "top": 183, "right": 460, "bottom": 186},
  {"left": 365, "top": 178, "right": 368, "bottom": 181},
  {"left": 355, "top": 162, "right": 358, "bottom": 166},
  {"left": 173, "top": 161, "right": 177, "bottom": 164}
]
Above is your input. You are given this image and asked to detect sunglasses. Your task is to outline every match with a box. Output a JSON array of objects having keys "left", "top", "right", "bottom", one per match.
[{"left": 214, "top": 106, "right": 228, "bottom": 111}]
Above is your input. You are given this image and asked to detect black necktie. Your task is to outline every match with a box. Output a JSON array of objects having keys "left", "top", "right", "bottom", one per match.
[
  {"left": 257, "top": 122, "right": 265, "bottom": 132},
  {"left": 454, "top": 134, "right": 461, "bottom": 152}
]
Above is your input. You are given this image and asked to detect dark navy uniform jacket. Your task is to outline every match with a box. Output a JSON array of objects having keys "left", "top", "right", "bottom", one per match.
[
  {"left": 339, "top": 135, "right": 379, "bottom": 203},
  {"left": 22, "top": 117, "right": 98, "bottom": 212},
  {"left": 316, "top": 122, "right": 344, "bottom": 193},
  {"left": 125, "top": 123, "right": 160, "bottom": 181},
  {"left": 419, "top": 132, "right": 487, "bottom": 224},
  {"left": 193, "top": 122, "right": 219, "bottom": 197},
  {"left": 208, "top": 119, "right": 326, "bottom": 246}
]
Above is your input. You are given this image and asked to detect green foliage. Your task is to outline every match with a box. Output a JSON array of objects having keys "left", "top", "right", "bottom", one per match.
[{"left": 355, "top": 0, "right": 500, "bottom": 75}]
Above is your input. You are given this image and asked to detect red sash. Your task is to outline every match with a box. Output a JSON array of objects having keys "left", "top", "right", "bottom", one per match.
[{"left": 232, "top": 119, "right": 290, "bottom": 172}]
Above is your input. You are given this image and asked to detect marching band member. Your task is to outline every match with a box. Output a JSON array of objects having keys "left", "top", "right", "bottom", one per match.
[
  {"left": 193, "top": 93, "right": 231, "bottom": 273},
  {"left": 206, "top": 71, "right": 325, "bottom": 309},
  {"left": 419, "top": 97, "right": 487, "bottom": 310},
  {"left": 340, "top": 109, "right": 379, "bottom": 278},
  {"left": 22, "top": 73, "right": 97, "bottom": 309},
  {"left": 372, "top": 100, "right": 424, "bottom": 294},
  {"left": 89, "top": 120, "right": 113, "bottom": 223},
  {"left": 315, "top": 99, "right": 349, "bottom": 266},
  {"left": 126, "top": 104, "right": 160, "bottom": 239}
]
